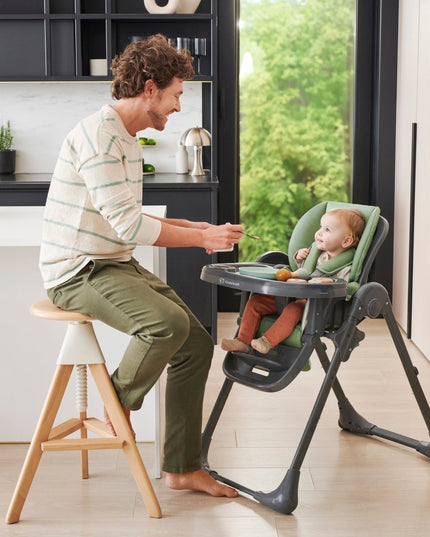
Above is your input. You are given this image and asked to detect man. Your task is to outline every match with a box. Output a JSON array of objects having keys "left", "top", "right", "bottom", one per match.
[{"left": 40, "top": 34, "right": 240, "bottom": 498}]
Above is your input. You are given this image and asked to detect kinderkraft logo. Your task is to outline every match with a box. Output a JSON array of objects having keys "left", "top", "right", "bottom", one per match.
[{"left": 219, "top": 277, "right": 240, "bottom": 287}]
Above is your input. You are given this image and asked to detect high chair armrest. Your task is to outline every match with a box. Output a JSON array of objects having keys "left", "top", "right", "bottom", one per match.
[{"left": 255, "top": 250, "right": 289, "bottom": 265}]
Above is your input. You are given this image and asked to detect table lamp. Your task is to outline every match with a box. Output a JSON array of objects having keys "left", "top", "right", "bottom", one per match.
[{"left": 181, "top": 127, "right": 211, "bottom": 176}]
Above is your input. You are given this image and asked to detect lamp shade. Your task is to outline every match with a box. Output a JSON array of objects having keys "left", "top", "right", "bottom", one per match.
[
  {"left": 180, "top": 127, "right": 211, "bottom": 176},
  {"left": 182, "top": 127, "right": 211, "bottom": 147}
]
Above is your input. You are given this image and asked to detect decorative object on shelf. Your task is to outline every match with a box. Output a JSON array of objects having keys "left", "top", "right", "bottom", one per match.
[
  {"left": 193, "top": 37, "right": 207, "bottom": 74},
  {"left": 89, "top": 59, "right": 107, "bottom": 76},
  {"left": 176, "top": 37, "right": 191, "bottom": 52},
  {"left": 175, "top": 0, "right": 202, "bottom": 13},
  {"left": 181, "top": 127, "right": 211, "bottom": 176},
  {"left": 143, "top": 0, "right": 201, "bottom": 14},
  {"left": 0, "top": 120, "right": 15, "bottom": 175},
  {"left": 175, "top": 141, "right": 189, "bottom": 174},
  {"left": 130, "top": 35, "right": 144, "bottom": 43},
  {"left": 143, "top": 0, "right": 179, "bottom": 14}
]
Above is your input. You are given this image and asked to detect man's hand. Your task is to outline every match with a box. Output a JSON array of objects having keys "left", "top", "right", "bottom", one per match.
[{"left": 203, "top": 223, "right": 244, "bottom": 254}]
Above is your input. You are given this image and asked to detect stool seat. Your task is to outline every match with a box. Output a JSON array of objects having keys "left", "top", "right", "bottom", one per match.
[{"left": 30, "top": 299, "right": 95, "bottom": 322}]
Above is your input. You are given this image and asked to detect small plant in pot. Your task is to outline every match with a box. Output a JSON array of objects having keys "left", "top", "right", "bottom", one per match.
[{"left": 0, "top": 120, "right": 16, "bottom": 174}]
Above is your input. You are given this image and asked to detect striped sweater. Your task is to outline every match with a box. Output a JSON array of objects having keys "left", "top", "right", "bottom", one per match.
[{"left": 39, "top": 105, "right": 161, "bottom": 289}]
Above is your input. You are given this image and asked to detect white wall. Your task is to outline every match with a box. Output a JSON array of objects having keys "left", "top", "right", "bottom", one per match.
[
  {"left": 0, "top": 81, "right": 202, "bottom": 173},
  {"left": 394, "top": 0, "right": 430, "bottom": 361},
  {"left": 393, "top": 0, "right": 419, "bottom": 330}
]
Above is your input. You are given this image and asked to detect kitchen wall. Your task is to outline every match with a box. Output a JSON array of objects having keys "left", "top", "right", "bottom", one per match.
[{"left": 0, "top": 81, "right": 202, "bottom": 174}]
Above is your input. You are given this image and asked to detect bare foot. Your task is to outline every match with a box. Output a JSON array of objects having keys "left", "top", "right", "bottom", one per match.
[
  {"left": 165, "top": 468, "right": 238, "bottom": 497},
  {"left": 104, "top": 405, "right": 136, "bottom": 439}
]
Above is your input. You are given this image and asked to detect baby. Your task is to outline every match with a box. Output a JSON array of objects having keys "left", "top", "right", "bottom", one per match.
[{"left": 221, "top": 208, "right": 365, "bottom": 354}]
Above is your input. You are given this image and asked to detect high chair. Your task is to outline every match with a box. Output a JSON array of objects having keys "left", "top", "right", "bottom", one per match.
[
  {"left": 5, "top": 299, "right": 161, "bottom": 524},
  {"left": 200, "top": 201, "right": 430, "bottom": 514}
]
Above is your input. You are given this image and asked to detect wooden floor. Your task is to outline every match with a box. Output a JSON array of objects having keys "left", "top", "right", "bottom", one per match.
[{"left": 2, "top": 314, "right": 430, "bottom": 536}]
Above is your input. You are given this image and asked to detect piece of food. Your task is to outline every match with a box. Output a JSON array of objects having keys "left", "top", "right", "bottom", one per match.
[
  {"left": 143, "top": 163, "right": 155, "bottom": 173},
  {"left": 309, "top": 277, "right": 334, "bottom": 284},
  {"left": 276, "top": 268, "right": 292, "bottom": 281}
]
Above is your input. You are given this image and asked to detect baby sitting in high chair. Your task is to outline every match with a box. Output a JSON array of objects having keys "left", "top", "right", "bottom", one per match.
[{"left": 221, "top": 208, "right": 365, "bottom": 355}]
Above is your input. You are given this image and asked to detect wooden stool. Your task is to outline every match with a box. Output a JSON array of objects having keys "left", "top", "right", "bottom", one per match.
[{"left": 5, "top": 299, "right": 161, "bottom": 524}]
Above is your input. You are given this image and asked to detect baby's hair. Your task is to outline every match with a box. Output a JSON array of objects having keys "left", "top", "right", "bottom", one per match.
[{"left": 326, "top": 208, "right": 365, "bottom": 248}]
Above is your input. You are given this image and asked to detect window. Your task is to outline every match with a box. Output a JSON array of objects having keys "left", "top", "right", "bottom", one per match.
[{"left": 239, "top": 0, "right": 355, "bottom": 260}]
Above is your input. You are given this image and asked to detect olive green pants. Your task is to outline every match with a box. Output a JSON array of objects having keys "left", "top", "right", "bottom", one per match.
[{"left": 47, "top": 258, "right": 214, "bottom": 474}]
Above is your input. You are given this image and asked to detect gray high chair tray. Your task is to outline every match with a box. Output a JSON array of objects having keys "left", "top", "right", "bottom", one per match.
[
  {"left": 201, "top": 262, "right": 347, "bottom": 299},
  {"left": 199, "top": 201, "right": 430, "bottom": 515}
]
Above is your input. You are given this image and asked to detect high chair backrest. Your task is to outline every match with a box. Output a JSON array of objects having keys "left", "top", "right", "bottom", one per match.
[{"left": 288, "top": 201, "right": 383, "bottom": 298}]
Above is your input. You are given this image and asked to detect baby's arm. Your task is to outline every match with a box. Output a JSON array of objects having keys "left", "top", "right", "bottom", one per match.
[{"left": 295, "top": 248, "right": 310, "bottom": 262}]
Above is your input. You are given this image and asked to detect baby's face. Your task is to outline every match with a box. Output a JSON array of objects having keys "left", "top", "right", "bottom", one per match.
[{"left": 314, "top": 213, "right": 352, "bottom": 257}]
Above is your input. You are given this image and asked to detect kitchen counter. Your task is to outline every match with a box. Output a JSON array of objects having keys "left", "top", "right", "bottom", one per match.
[{"left": 0, "top": 172, "right": 218, "bottom": 206}]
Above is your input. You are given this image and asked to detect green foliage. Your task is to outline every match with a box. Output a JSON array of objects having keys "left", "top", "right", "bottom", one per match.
[
  {"left": 239, "top": 0, "right": 354, "bottom": 260},
  {"left": 0, "top": 120, "right": 13, "bottom": 152}
]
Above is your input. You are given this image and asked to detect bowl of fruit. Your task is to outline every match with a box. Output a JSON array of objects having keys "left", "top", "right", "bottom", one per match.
[{"left": 139, "top": 137, "right": 156, "bottom": 146}]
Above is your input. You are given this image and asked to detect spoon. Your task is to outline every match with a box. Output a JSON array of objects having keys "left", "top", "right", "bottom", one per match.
[{"left": 241, "top": 230, "right": 259, "bottom": 241}]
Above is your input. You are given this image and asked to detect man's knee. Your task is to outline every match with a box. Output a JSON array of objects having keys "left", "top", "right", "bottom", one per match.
[{"left": 164, "top": 305, "right": 191, "bottom": 349}]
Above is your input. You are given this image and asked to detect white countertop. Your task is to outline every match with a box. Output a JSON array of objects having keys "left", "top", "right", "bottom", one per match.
[{"left": 0, "top": 205, "right": 166, "bottom": 246}]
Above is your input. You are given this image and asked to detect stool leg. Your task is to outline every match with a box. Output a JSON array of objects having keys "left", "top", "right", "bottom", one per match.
[
  {"left": 89, "top": 363, "right": 162, "bottom": 518},
  {"left": 5, "top": 365, "right": 73, "bottom": 524},
  {"left": 79, "top": 411, "right": 89, "bottom": 479},
  {"left": 75, "top": 364, "right": 89, "bottom": 479}
]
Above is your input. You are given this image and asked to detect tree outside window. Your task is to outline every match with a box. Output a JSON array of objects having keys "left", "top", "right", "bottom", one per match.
[{"left": 239, "top": 0, "right": 355, "bottom": 260}]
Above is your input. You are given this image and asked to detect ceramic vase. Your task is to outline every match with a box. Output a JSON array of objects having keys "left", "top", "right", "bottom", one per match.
[{"left": 0, "top": 150, "right": 16, "bottom": 175}]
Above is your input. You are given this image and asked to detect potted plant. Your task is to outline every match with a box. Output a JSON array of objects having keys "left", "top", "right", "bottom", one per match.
[{"left": 0, "top": 120, "right": 16, "bottom": 174}]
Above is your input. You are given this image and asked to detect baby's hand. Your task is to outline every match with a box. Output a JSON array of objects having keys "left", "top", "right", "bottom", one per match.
[{"left": 295, "top": 248, "right": 310, "bottom": 262}]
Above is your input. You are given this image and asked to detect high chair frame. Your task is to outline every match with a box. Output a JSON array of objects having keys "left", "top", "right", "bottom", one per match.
[{"left": 200, "top": 204, "right": 430, "bottom": 514}]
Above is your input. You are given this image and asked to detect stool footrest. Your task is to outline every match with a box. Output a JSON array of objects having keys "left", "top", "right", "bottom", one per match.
[
  {"left": 42, "top": 438, "right": 125, "bottom": 451},
  {"left": 48, "top": 418, "right": 82, "bottom": 440},
  {"left": 83, "top": 417, "right": 113, "bottom": 438}
]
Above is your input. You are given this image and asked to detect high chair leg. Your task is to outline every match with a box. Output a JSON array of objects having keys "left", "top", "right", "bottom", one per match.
[{"left": 5, "top": 365, "right": 73, "bottom": 524}]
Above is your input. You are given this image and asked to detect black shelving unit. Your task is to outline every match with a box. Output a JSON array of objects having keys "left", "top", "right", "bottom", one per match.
[{"left": 0, "top": 1, "right": 214, "bottom": 81}]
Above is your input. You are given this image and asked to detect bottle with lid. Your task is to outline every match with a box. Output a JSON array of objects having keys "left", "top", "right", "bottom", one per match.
[{"left": 175, "top": 141, "right": 189, "bottom": 174}]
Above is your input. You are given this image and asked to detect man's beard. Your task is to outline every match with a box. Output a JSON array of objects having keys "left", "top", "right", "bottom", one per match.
[{"left": 147, "top": 109, "right": 166, "bottom": 131}]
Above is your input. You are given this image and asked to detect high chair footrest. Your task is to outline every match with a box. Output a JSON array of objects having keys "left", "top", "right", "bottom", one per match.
[
  {"left": 223, "top": 343, "right": 312, "bottom": 392},
  {"left": 229, "top": 351, "right": 292, "bottom": 372}
]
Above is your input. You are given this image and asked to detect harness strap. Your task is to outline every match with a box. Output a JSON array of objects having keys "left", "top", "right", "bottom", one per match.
[{"left": 300, "top": 243, "right": 356, "bottom": 278}]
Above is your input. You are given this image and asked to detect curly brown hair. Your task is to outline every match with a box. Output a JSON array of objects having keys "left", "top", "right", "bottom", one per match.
[
  {"left": 326, "top": 208, "right": 365, "bottom": 248},
  {"left": 110, "top": 34, "right": 195, "bottom": 99}
]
